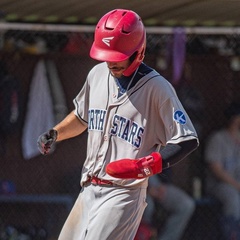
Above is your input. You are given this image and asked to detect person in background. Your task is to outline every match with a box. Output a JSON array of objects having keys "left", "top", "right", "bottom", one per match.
[
  {"left": 205, "top": 102, "right": 240, "bottom": 239},
  {"left": 142, "top": 174, "right": 195, "bottom": 240}
]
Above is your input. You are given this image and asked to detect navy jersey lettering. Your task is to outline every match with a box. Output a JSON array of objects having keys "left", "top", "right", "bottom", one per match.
[
  {"left": 117, "top": 116, "right": 127, "bottom": 138},
  {"left": 111, "top": 115, "right": 120, "bottom": 134},
  {"left": 88, "top": 109, "right": 106, "bottom": 131},
  {"left": 135, "top": 127, "right": 144, "bottom": 148},
  {"left": 128, "top": 122, "right": 138, "bottom": 145},
  {"left": 111, "top": 114, "right": 144, "bottom": 148}
]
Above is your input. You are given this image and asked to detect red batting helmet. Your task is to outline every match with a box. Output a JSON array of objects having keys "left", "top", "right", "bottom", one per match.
[{"left": 90, "top": 9, "right": 146, "bottom": 76}]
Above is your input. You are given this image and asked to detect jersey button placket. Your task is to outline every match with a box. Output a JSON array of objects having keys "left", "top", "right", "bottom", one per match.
[
  {"left": 103, "top": 135, "right": 108, "bottom": 141},
  {"left": 96, "top": 135, "right": 109, "bottom": 161}
]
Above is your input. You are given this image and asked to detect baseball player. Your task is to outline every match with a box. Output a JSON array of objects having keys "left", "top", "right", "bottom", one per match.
[{"left": 37, "top": 9, "right": 199, "bottom": 240}]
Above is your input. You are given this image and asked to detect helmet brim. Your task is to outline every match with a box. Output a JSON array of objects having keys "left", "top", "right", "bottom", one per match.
[{"left": 90, "top": 42, "right": 130, "bottom": 62}]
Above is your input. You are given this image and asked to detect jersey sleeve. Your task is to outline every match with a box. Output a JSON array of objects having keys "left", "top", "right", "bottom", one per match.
[
  {"left": 156, "top": 81, "right": 198, "bottom": 145},
  {"left": 73, "top": 77, "right": 90, "bottom": 125}
]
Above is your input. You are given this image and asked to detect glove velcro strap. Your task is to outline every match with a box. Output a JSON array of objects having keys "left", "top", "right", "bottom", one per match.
[
  {"left": 48, "top": 129, "right": 58, "bottom": 142},
  {"left": 136, "top": 152, "right": 162, "bottom": 178}
]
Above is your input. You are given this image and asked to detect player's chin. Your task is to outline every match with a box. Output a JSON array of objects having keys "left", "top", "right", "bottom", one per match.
[{"left": 110, "top": 69, "right": 124, "bottom": 78}]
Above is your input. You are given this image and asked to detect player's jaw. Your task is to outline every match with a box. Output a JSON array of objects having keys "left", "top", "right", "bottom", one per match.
[{"left": 107, "top": 59, "right": 131, "bottom": 78}]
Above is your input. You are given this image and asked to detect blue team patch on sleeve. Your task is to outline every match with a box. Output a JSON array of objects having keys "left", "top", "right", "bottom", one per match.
[{"left": 173, "top": 110, "right": 186, "bottom": 124}]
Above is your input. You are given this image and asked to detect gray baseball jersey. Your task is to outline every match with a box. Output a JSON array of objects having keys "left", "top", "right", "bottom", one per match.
[{"left": 74, "top": 62, "right": 198, "bottom": 188}]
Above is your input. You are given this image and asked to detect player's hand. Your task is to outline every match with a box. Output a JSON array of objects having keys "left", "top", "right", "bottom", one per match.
[
  {"left": 37, "top": 129, "right": 58, "bottom": 155},
  {"left": 106, "top": 152, "right": 162, "bottom": 179}
]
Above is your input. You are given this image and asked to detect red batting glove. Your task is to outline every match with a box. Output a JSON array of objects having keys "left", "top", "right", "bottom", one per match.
[{"left": 106, "top": 152, "right": 162, "bottom": 179}]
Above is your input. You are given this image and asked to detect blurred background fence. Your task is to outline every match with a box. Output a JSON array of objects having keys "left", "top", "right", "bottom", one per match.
[{"left": 1, "top": 24, "right": 240, "bottom": 240}]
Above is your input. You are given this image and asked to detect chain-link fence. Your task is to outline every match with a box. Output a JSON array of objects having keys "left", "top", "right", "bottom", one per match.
[{"left": 1, "top": 24, "right": 240, "bottom": 240}]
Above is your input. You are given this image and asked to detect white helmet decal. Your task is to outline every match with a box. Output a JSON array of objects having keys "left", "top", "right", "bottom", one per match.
[{"left": 102, "top": 37, "right": 114, "bottom": 47}]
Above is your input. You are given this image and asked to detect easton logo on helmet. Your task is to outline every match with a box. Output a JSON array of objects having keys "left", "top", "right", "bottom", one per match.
[{"left": 102, "top": 37, "right": 114, "bottom": 47}]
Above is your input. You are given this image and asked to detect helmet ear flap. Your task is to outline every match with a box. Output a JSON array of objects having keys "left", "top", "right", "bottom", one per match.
[
  {"left": 123, "top": 44, "right": 146, "bottom": 77},
  {"left": 138, "top": 46, "right": 146, "bottom": 62}
]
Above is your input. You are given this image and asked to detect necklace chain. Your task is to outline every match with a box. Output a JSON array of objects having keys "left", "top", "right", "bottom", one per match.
[{"left": 114, "top": 68, "right": 138, "bottom": 97}]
